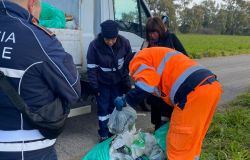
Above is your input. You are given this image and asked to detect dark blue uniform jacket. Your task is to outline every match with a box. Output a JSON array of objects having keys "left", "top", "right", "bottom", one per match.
[
  {"left": 87, "top": 34, "right": 133, "bottom": 92},
  {"left": 0, "top": 1, "right": 80, "bottom": 134},
  {"left": 149, "top": 31, "right": 187, "bottom": 56}
]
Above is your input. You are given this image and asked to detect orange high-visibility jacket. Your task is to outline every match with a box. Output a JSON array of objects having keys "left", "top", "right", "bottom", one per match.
[{"left": 129, "top": 47, "right": 206, "bottom": 106}]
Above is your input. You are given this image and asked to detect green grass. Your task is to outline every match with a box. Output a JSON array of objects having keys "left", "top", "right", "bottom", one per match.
[
  {"left": 177, "top": 34, "right": 250, "bottom": 58},
  {"left": 201, "top": 91, "right": 250, "bottom": 160}
]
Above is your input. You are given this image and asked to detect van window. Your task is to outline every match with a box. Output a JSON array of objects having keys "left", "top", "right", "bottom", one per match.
[{"left": 113, "top": 0, "right": 149, "bottom": 38}]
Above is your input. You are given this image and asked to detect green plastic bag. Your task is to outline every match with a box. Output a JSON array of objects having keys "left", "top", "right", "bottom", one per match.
[
  {"left": 153, "top": 123, "right": 170, "bottom": 154},
  {"left": 39, "top": 2, "right": 66, "bottom": 28},
  {"left": 82, "top": 138, "right": 112, "bottom": 160},
  {"left": 82, "top": 123, "right": 169, "bottom": 160}
]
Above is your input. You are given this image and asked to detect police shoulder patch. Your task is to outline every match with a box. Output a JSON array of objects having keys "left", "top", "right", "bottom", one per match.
[{"left": 32, "top": 18, "right": 55, "bottom": 37}]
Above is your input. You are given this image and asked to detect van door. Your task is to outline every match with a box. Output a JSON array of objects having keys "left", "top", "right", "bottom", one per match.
[{"left": 112, "top": 0, "right": 151, "bottom": 52}]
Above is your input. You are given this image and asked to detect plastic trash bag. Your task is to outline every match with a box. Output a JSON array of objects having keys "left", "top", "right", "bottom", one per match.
[
  {"left": 148, "top": 145, "right": 166, "bottom": 160},
  {"left": 111, "top": 126, "right": 136, "bottom": 151},
  {"left": 82, "top": 138, "right": 112, "bottom": 160},
  {"left": 82, "top": 118, "right": 169, "bottom": 160},
  {"left": 110, "top": 130, "right": 166, "bottom": 160},
  {"left": 153, "top": 123, "right": 170, "bottom": 153},
  {"left": 39, "top": 2, "right": 66, "bottom": 28},
  {"left": 108, "top": 105, "right": 137, "bottom": 135},
  {"left": 130, "top": 132, "right": 147, "bottom": 158}
]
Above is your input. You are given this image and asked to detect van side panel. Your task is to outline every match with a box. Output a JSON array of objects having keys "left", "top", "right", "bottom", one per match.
[{"left": 50, "top": 29, "right": 82, "bottom": 66}]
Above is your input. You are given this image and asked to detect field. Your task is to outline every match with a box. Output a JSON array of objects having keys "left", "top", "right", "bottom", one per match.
[
  {"left": 201, "top": 91, "right": 250, "bottom": 160},
  {"left": 178, "top": 34, "right": 250, "bottom": 58}
]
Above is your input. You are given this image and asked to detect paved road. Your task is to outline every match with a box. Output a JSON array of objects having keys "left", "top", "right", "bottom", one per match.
[{"left": 56, "top": 54, "right": 250, "bottom": 160}]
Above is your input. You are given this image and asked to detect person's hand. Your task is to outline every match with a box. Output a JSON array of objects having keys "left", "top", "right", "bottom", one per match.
[{"left": 114, "top": 96, "right": 126, "bottom": 111}]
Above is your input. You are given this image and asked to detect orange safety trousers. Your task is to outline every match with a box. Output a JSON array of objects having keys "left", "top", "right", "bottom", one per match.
[{"left": 166, "top": 80, "right": 222, "bottom": 160}]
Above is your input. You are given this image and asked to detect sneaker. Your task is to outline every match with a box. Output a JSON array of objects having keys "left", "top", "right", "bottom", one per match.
[{"left": 99, "top": 136, "right": 109, "bottom": 143}]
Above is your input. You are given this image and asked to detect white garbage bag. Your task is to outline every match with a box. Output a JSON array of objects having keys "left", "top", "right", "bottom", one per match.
[
  {"left": 108, "top": 105, "right": 137, "bottom": 135},
  {"left": 108, "top": 105, "right": 166, "bottom": 160}
]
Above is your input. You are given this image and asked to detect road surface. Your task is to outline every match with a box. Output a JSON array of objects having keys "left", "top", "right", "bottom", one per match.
[{"left": 56, "top": 54, "right": 250, "bottom": 160}]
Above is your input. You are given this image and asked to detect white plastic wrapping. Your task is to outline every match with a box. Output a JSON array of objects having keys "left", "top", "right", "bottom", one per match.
[
  {"left": 108, "top": 105, "right": 137, "bottom": 135},
  {"left": 108, "top": 106, "right": 166, "bottom": 160}
]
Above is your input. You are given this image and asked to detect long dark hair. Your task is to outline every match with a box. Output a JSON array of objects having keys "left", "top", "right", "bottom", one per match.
[{"left": 146, "top": 17, "right": 166, "bottom": 41}]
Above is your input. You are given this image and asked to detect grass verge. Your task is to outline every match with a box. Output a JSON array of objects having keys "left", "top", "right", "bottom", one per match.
[
  {"left": 178, "top": 34, "right": 250, "bottom": 58},
  {"left": 201, "top": 91, "right": 250, "bottom": 160}
]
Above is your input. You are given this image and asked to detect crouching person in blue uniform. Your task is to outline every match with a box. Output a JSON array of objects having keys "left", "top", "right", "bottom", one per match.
[
  {"left": 0, "top": 0, "right": 81, "bottom": 159},
  {"left": 87, "top": 20, "right": 133, "bottom": 142}
]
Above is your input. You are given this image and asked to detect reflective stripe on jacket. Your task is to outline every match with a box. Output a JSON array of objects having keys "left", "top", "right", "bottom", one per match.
[
  {"left": 129, "top": 47, "right": 211, "bottom": 106},
  {"left": 87, "top": 34, "right": 132, "bottom": 90},
  {"left": 0, "top": 1, "right": 80, "bottom": 150}
]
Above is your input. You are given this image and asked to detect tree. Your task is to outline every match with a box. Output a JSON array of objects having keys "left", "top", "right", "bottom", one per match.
[
  {"left": 176, "top": 0, "right": 193, "bottom": 32},
  {"left": 179, "top": 4, "right": 205, "bottom": 33},
  {"left": 201, "top": 0, "right": 218, "bottom": 28},
  {"left": 146, "top": 0, "right": 250, "bottom": 35},
  {"left": 212, "top": 9, "right": 227, "bottom": 34},
  {"left": 223, "top": 0, "right": 250, "bottom": 35},
  {"left": 191, "top": 5, "right": 205, "bottom": 32},
  {"left": 145, "top": 0, "right": 178, "bottom": 31}
]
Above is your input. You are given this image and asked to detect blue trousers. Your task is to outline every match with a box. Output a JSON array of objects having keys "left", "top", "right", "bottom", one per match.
[
  {"left": 96, "top": 83, "right": 122, "bottom": 137},
  {"left": 0, "top": 146, "right": 57, "bottom": 160}
]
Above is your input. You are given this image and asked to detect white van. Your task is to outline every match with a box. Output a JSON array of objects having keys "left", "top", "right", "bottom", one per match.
[{"left": 42, "top": 0, "right": 152, "bottom": 116}]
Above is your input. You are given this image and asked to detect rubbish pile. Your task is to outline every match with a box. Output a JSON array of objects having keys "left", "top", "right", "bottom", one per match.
[
  {"left": 82, "top": 105, "right": 168, "bottom": 160},
  {"left": 108, "top": 105, "right": 166, "bottom": 160}
]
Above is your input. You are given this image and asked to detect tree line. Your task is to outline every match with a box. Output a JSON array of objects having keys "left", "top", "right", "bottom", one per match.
[{"left": 145, "top": 0, "right": 250, "bottom": 35}]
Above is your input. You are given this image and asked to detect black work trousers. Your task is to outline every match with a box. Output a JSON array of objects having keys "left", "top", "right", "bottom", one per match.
[{"left": 148, "top": 95, "right": 173, "bottom": 130}]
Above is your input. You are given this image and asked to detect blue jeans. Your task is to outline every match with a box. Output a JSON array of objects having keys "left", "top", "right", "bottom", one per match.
[
  {"left": 0, "top": 146, "right": 57, "bottom": 160},
  {"left": 96, "top": 83, "right": 122, "bottom": 137}
]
